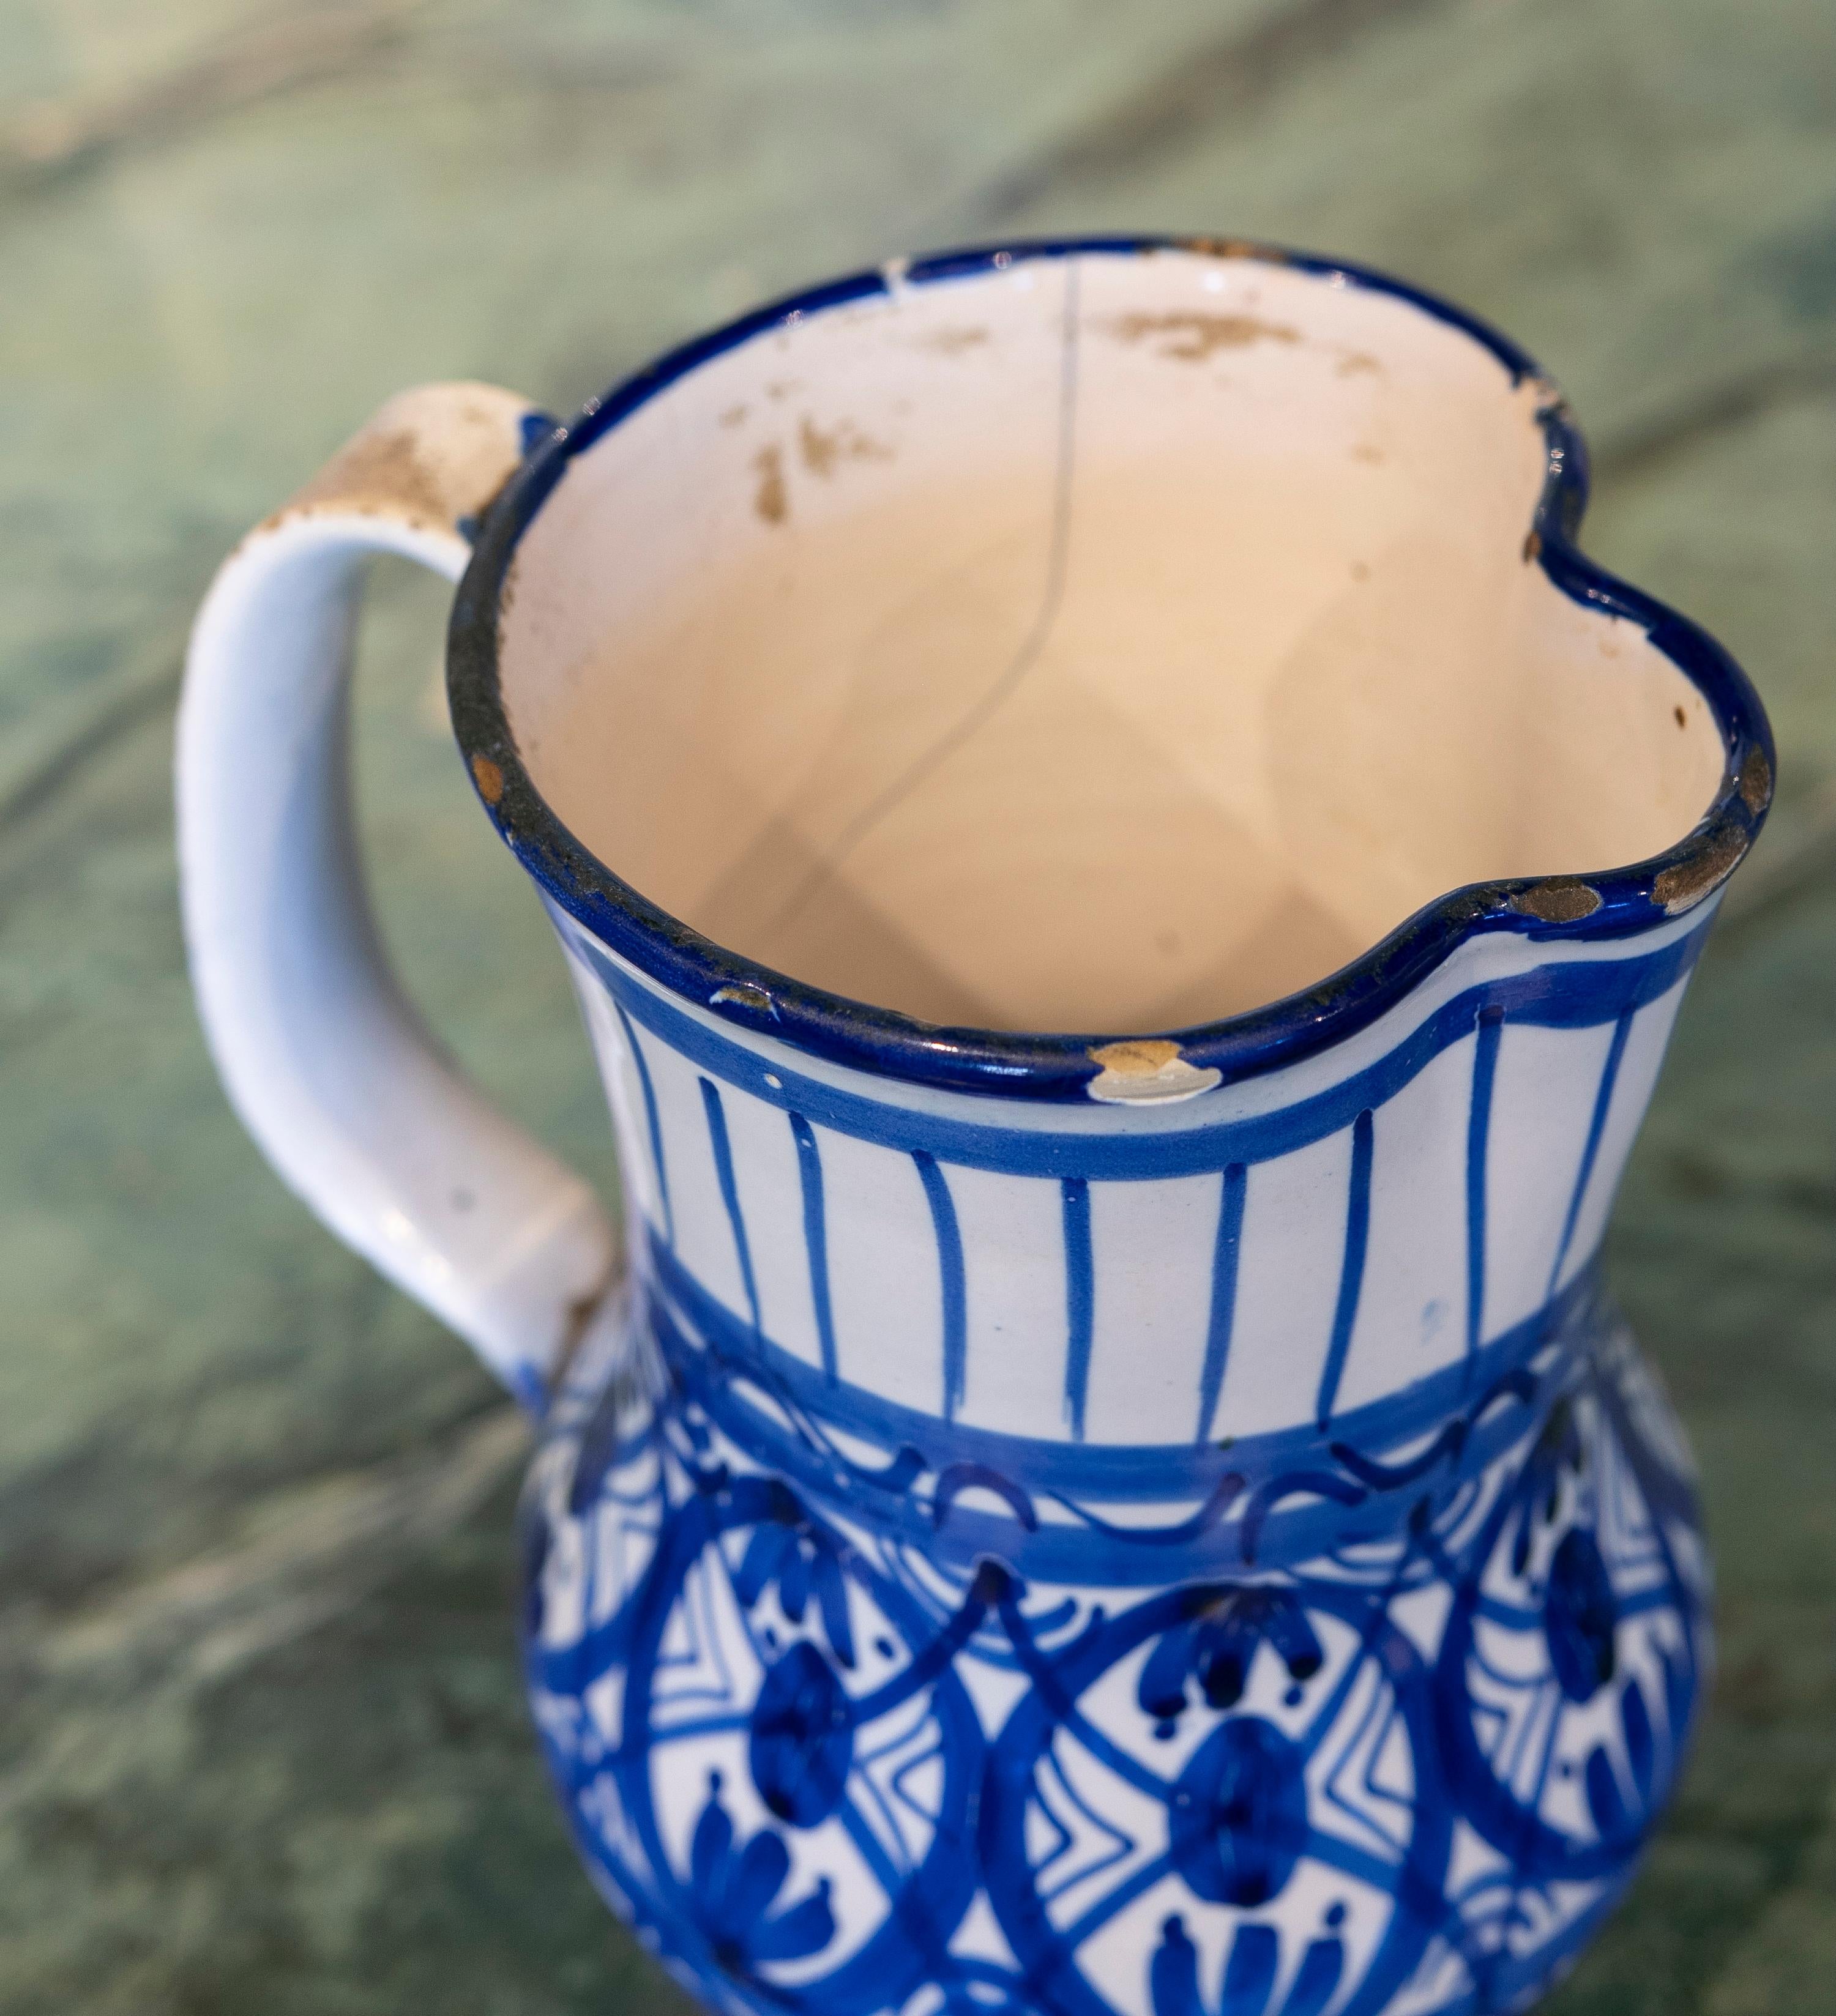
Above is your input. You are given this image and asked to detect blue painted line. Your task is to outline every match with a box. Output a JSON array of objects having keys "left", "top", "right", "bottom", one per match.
[
  {"left": 1548, "top": 1006, "right": 1635, "bottom": 1293},
  {"left": 788, "top": 1113, "right": 838, "bottom": 1384},
  {"left": 566, "top": 920, "right": 1707, "bottom": 1181},
  {"left": 1220, "top": 1925, "right": 1280, "bottom": 2016},
  {"left": 1196, "top": 1164, "right": 1247, "bottom": 1443},
  {"left": 1315, "top": 1110, "right": 1376, "bottom": 1426},
  {"left": 613, "top": 1001, "right": 673, "bottom": 1242},
  {"left": 698, "top": 1077, "right": 760, "bottom": 1334},
  {"left": 1275, "top": 1938, "right": 1345, "bottom": 2016},
  {"left": 646, "top": 1229, "right": 1584, "bottom": 1498},
  {"left": 912, "top": 1151, "right": 967, "bottom": 1420},
  {"left": 1061, "top": 1178, "right": 1095, "bottom": 1440},
  {"left": 1466, "top": 1006, "right": 1506, "bottom": 1376},
  {"left": 644, "top": 1232, "right": 1580, "bottom": 1583}
]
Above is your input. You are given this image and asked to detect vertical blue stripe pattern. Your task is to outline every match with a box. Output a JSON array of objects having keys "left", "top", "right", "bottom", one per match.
[
  {"left": 614, "top": 1001, "right": 673, "bottom": 1243},
  {"left": 1061, "top": 1178, "right": 1095, "bottom": 1441},
  {"left": 1465, "top": 1006, "right": 1506, "bottom": 1378},
  {"left": 1548, "top": 1005, "right": 1635, "bottom": 1294},
  {"left": 912, "top": 1152, "right": 967, "bottom": 1421},
  {"left": 1315, "top": 1110, "right": 1375, "bottom": 1427},
  {"left": 788, "top": 1113, "right": 838, "bottom": 1384},
  {"left": 1196, "top": 1164, "right": 1248, "bottom": 1443},
  {"left": 700, "top": 1077, "right": 761, "bottom": 1334}
]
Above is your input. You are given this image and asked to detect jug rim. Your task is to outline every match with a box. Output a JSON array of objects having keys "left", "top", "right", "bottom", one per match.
[{"left": 447, "top": 234, "right": 1773, "bottom": 1103}]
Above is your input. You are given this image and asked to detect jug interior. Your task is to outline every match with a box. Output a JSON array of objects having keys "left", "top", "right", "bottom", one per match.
[{"left": 499, "top": 248, "right": 1723, "bottom": 1032}]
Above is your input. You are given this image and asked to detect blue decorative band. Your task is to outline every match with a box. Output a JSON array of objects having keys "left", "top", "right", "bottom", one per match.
[
  {"left": 630, "top": 1237, "right": 1602, "bottom": 1586},
  {"left": 563, "top": 918, "right": 1707, "bottom": 1179}
]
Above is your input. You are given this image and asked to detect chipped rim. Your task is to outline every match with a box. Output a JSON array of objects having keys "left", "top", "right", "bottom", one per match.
[{"left": 447, "top": 234, "right": 1774, "bottom": 1104}]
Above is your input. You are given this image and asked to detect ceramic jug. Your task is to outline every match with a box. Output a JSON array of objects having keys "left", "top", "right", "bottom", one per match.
[{"left": 178, "top": 238, "right": 1773, "bottom": 2016}]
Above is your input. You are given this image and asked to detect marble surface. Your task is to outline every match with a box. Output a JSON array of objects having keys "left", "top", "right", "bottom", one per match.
[{"left": 1, "top": 2, "right": 1831, "bottom": 2010}]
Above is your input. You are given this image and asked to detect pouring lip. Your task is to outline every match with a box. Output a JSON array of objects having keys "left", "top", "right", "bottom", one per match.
[{"left": 447, "top": 234, "right": 1774, "bottom": 1105}]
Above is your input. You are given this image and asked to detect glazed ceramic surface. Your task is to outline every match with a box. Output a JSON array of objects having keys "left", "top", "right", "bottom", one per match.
[{"left": 177, "top": 240, "right": 1773, "bottom": 2016}]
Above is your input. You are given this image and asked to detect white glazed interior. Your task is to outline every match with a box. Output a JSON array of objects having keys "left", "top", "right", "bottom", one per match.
[{"left": 502, "top": 249, "right": 1723, "bottom": 1033}]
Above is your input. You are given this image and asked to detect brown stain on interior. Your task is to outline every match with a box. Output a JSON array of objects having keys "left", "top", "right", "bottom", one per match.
[
  {"left": 719, "top": 403, "right": 748, "bottom": 428},
  {"left": 753, "top": 443, "right": 788, "bottom": 524},
  {"left": 917, "top": 326, "right": 991, "bottom": 354},
  {"left": 469, "top": 753, "right": 504, "bottom": 805},
  {"left": 1106, "top": 311, "right": 1299, "bottom": 362},
  {"left": 1337, "top": 351, "right": 1382, "bottom": 377},
  {"left": 1653, "top": 824, "right": 1748, "bottom": 911},
  {"left": 1521, "top": 529, "right": 1542, "bottom": 564},
  {"left": 798, "top": 415, "right": 892, "bottom": 478},
  {"left": 1739, "top": 744, "right": 1772, "bottom": 814},
  {"left": 1350, "top": 560, "right": 1371, "bottom": 582},
  {"left": 1510, "top": 879, "right": 1602, "bottom": 924},
  {"left": 1674, "top": 706, "right": 1687, "bottom": 727},
  {"left": 1351, "top": 443, "right": 1385, "bottom": 464},
  {"left": 1089, "top": 1038, "right": 1183, "bottom": 1076}
]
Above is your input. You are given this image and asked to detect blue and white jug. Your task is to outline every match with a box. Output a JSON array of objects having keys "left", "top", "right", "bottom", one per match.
[{"left": 179, "top": 238, "right": 1772, "bottom": 2016}]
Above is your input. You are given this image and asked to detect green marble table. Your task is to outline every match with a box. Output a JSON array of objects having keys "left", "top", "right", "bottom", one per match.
[{"left": 2, "top": 2, "right": 1831, "bottom": 2009}]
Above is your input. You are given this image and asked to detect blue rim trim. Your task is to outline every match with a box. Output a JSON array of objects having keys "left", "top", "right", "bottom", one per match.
[
  {"left": 568, "top": 907, "right": 1708, "bottom": 1178},
  {"left": 447, "top": 234, "right": 1774, "bottom": 1103}
]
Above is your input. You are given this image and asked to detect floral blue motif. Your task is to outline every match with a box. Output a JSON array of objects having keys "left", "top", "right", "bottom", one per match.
[
  {"left": 1151, "top": 1914, "right": 1345, "bottom": 2016},
  {"left": 688, "top": 1771, "right": 837, "bottom": 1971},
  {"left": 521, "top": 1263, "right": 1706, "bottom": 2016}
]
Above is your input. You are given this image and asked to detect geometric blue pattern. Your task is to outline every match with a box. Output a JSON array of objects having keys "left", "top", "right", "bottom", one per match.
[{"left": 523, "top": 1269, "right": 1705, "bottom": 2016}]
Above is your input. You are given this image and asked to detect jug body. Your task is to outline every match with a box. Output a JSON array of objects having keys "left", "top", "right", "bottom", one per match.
[{"left": 518, "top": 898, "right": 1715, "bottom": 2016}]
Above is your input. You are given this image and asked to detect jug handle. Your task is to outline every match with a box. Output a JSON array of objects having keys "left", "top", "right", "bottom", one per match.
[{"left": 176, "top": 384, "right": 618, "bottom": 1413}]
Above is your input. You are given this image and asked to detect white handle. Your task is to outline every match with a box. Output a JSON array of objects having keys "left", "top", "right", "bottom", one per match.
[{"left": 177, "top": 384, "right": 618, "bottom": 1410}]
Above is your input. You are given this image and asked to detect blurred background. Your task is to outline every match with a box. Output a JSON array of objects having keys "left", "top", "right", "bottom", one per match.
[{"left": 2, "top": 2, "right": 1833, "bottom": 2011}]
